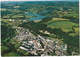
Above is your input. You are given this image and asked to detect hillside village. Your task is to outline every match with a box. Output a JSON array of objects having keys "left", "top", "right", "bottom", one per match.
[{"left": 12, "top": 26, "right": 67, "bottom": 56}]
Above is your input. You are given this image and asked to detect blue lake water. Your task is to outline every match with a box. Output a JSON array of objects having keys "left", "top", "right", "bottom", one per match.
[
  {"left": 25, "top": 13, "right": 41, "bottom": 17},
  {"left": 25, "top": 9, "right": 53, "bottom": 20},
  {"left": 25, "top": 13, "right": 48, "bottom": 20},
  {"left": 29, "top": 16, "right": 47, "bottom": 20}
]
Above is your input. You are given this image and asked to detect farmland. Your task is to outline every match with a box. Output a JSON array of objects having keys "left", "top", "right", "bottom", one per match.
[{"left": 47, "top": 21, "right": 78, "bottom": 32}]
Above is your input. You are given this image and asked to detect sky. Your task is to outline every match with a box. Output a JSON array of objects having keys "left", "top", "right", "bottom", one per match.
[{"left": 1, "top": 0, "right": 79, "bottom": 1}]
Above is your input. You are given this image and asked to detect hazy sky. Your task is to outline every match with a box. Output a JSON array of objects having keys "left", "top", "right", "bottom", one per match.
[{"left": 1, "top": 0, "right": 79, "bottom": 1}]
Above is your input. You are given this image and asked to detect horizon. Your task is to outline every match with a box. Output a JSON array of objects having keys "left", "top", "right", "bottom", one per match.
[{"left": 1, "top": 0, "right": 79, "bottom": 2}]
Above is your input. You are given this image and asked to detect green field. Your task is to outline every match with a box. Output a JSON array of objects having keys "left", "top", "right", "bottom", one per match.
[
  {"left": 3, "top": 52, "right": 19, "bottom": 56},
  {"left": 47, "top": 21, "right": 79, "bottom": 32}
]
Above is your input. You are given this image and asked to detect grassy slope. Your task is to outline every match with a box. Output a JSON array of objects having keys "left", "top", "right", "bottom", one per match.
[
  {"left": 3, "top": 52, "right": 19, "bottom": 56},
  {"left": 47, "top": 18, "right": 79, "bottom": 32}
]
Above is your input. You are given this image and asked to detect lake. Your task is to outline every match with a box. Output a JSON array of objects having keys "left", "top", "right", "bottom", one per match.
[
  {"left": 25, "top": 13, "right": 48, "bottom": 20},
  {"left": 25, "top": 9, "right": 53, "bottom": 20}
]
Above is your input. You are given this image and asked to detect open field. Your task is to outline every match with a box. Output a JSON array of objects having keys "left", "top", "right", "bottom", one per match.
[
  {"left": 52, "top": 18, "right": 70, "bottom": 20},
  {"left": 46, "top": 18, "right": 69, "bottom": 24},
  {"left": 74, "top": 27, "right": 79, "bottom": 33},
  {"left": 47, "top": 20, "right": 78, "bottom": 32}
]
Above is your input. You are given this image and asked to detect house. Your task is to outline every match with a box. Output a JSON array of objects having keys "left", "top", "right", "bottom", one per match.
[{"left": 19, "top": 46, "right": 29, "bottom": 51}]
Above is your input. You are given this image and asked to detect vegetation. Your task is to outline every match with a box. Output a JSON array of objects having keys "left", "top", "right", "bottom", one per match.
[
  {"left": 1, "top": 1, "right": 79, "bottom": 56},
  {"left": 47, "top": 21, "right": 78, "bottom": 32},
  {"left": 3, "top": 52, "right": 20, "bottom": 56}
]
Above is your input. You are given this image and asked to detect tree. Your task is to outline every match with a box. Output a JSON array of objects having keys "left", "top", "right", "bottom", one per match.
[
  {"left": 41, "top": 17, "right": 52, "bottom": 22},
  {"left": 1, "top": 46, "right": 9, "bottom": 55}
]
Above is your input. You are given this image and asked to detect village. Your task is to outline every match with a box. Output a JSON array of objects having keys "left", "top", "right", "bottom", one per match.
[{"left": 13, "top": 26, "right": 68, "bottom": 56}]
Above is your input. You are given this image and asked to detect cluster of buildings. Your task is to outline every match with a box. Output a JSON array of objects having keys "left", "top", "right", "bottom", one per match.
[{"left": 14, "top": 26, "right": 67, "bottom": 56}]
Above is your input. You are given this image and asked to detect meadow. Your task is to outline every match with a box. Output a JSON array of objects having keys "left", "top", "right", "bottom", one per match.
[{"left": 47, "top": 19, "right": 78, "bottom": 32}]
